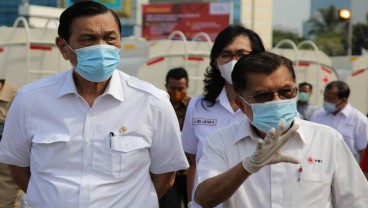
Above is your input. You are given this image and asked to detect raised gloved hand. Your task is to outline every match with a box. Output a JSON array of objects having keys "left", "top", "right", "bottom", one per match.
[{"left": 242, "top": 119, "right": 300, "bottom": 173}]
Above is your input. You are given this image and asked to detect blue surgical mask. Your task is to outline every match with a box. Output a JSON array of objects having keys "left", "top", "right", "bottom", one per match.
[
  {"left": 66, "top": 42, "right": 120, "bottom": 82},
  {"left": 298, "top": 92, "right": 309, "bottom": 102},
  {"left": 240, "top": 97, "right": 298, "bottom": 133},
  {"left": 323, "top": 101, "right": 337, "bottom": 113}
]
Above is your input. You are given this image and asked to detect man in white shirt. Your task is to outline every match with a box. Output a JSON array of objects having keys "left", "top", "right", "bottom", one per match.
[
  {"left": 195, "top": 52, "right": 368, "bottom": 207},
  {"left": 310, "top": 80, "right": 368, "bottom": 162},
  {"left": 0, "top": 2, "right": 188, "bottom": 207}
]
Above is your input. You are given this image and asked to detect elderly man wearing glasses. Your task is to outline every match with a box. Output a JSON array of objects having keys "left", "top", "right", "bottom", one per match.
[{"left": 194, "top": 52, "right": 368, "bottom": 208}]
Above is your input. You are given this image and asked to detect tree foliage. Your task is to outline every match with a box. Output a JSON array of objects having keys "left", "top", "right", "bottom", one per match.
[
  {"left": 306, "top": 5, "right": 345, "bottom": 56},
  {"left": 272, "top": 29, "right": 304, "bottom": 47},
  {"left": 273, "top": 5, "right": 368, "bottom": 56},
  {"left": 352, "top": 14, "right": 368, "bottom": 55}
]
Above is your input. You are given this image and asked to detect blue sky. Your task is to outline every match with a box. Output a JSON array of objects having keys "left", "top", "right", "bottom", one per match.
[{"left": 273, "top": 0, "right": 310, "bottom": 35}]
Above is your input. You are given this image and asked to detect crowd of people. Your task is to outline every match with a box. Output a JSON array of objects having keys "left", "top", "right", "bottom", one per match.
[{"left": 0, "top": 1, "right": 367, "bottom": 207}]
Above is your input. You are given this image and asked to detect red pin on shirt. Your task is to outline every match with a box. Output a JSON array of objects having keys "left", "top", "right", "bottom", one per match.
[{"left": 298, "top": 165, "right": 303, "bottom": 182}]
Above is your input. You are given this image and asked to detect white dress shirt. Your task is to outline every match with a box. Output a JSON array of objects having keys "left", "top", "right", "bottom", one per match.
[
  {"left": 181, "top": 87, "right": 244, "bottom": 208},
  {"left": 182, "top": 87, "right": 244, "bottom": 164},
  {"left": 197, "top": 118, "right": 368, "bottom": 208},
  {"left": 0, "top": 69, "right": 189, "bottom": 208},
  {"left": 310, "top": 103, "right": 368, "bottom": 161}
]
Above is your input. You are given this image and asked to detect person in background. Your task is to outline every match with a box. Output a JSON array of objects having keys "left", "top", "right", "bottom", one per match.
[
  {"left": 296, "top": 82, "right": 319, "bottom": 120},
  {"left": 360, "top": 145, "right": 368, "bottom": 180},
  {"left": 195, "top": 52, "right": 368, "bottom": 207},
  {"left": 310, "top": 81, "right": 368, "bottom": 162},
  {"left": 0, "top": 79, "right": 19, "bottom": 208},
  {"left": 165, "top": 67, "right": 191, "bottom": 131},
  {"left": 0, "top": 2, "right": 188, "bottom": 207},
  {"left": 160, "top": 67, "right": 191, "bottom": 208},
  {"left": 181, "top": 24, "right": 265, "bottom": 207}
]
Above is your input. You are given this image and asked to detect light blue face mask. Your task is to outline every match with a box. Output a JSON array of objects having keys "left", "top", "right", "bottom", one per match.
[
  {"left": 240, "top": 97, "right": 298, "bottom": 133},
  {"left": 66, "top": 42, "right": 120, "bottom": 82},
  {"left": 298, "top": 92, "right": 309, "bottom": 102},
  {"left": 323, "top": 101, "right": 337, "bottom": 113}
]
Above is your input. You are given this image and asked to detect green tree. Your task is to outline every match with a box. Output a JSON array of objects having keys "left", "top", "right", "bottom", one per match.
[
  {"left": 306, "top": 5, "right": 345, "bottom": 56},
  {"left": 352, "top": 14, "right": 368, "bottom": 55},
  {"left": 272, "top": 29, "right": 304, "bottom": 47}
]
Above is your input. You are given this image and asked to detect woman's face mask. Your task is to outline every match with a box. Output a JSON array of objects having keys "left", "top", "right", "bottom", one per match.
[{"left": 217, "top": 60, "right": 237, "bottom": 85}]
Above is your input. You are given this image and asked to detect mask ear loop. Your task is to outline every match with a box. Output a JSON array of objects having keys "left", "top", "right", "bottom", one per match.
[
  {"left": 62, "top": 39, "right": 78, "bottom": 69},
  {"left": 63, "top": 39, "right": 77, "bottom": 54}
]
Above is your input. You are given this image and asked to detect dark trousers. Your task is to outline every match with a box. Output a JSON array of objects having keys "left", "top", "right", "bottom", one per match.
[{"left": 159, "top": 174, "right": 188, "bottom": 208}]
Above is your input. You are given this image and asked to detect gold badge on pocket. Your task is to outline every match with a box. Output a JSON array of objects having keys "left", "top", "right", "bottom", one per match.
[{"left": 119, "top": 126, "right": 128, "bottom": 135}]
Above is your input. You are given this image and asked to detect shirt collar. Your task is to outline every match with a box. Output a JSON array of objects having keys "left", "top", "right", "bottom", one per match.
[
  {"left": 216, "top": 87, "right": 240, "bottom": 114},
  {"left": 323, "top": 102, "right": 351, "bottom": 117},
  {"left": 103, "top": 70, "right": 124, "bottom": 102},
  {"left": 339, "top": 103, "right": 351, "bottom": 117},
  {"left": 58, "top": 70, "right": 77, "bottom": 97},
  {"left": 232, "top": 119, "right": 260, "bottom": 144},
  {"left": 58, "top": 70, "right": 124, "bottom": 102},
  {"left": 232, "top": 117, "right": 306, "bottom": 145}
]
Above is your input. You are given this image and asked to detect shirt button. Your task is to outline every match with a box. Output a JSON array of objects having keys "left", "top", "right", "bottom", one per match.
[{"left": 83, "top": 185, "right": 89, "bottom": 190}]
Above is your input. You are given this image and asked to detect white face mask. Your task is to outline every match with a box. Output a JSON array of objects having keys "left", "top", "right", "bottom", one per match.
[{"left": 218, "top": 60, "right": 237, "bottom": 85}]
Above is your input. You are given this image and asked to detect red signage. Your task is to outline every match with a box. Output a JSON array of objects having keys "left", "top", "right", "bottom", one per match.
[{"left": 142, "top": 2, "right": 232, "bottom": 41}]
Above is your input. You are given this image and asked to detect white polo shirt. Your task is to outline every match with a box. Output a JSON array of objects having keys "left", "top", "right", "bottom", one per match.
[
  {"left": 182, "top": 87, "right": 244, "bottom": 164},
  {"left": 310, "top": 103, "right": 368, "bottom": 160},
  {"left": 0, "top": 69, "right": 189, "bottom": 208},
  {"left": 197, "top": 118, "right": 368, "bottom": 207}
]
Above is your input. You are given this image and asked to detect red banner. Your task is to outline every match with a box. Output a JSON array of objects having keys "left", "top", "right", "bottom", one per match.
[{"left": 142, "top": 2, "right": 232, "bottom": 41}]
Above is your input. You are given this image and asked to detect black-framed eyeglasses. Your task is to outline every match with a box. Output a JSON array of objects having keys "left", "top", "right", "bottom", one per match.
[
  {"left": 217, "top": 50, "right": 251, "bottom": 63},
  {"left": 242, "top": 87, "right": 298, "bottom": 103}
]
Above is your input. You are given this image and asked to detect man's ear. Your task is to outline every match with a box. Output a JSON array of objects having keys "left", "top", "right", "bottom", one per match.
[
  {"left": 55, "top": 37, "right": 69, "bottom": 61},
  {"left": 234, "top": 96, "right": 246, "bottom": 114}
]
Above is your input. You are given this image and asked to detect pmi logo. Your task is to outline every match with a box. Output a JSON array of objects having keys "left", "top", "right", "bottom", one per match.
[{"left": 307, "top": 156, "right": 323, "bottom": 164}]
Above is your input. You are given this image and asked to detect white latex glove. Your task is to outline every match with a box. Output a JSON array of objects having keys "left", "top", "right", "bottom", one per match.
[
  {"left": 188, "top": 201, "right": 192, "bottom": 208},
  {"left": 242, "top": 119, "right": 300, "bottom": 173}
]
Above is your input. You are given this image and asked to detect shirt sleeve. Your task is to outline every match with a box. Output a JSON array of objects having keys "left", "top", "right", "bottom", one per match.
[
  {"left": 197, "top": 129, "right": 230, "bottom": 185},
  {"left": 149, "top": 95, "right": 189, "bottom": 174},
  {"left": 353, "top": 112, "right": 368, "bottom": 152},
  {"left": 332, "top": 132, "right": 368, "bottom": 207},
  {"left": 0, "top": 90, "right": 31, "bottom": 167},
  {"left": 181, "top": 97, "right": 199, "bottom": 155}
]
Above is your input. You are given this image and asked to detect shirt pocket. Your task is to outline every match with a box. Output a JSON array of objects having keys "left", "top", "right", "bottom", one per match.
[
  {"left": 286, "top": 172, "right": 333, "bottom": 207},
  {"left": 339, "top": 126, "right": 355, "bottom": 152},
  {"left": 32, "top": 132, "right": 71, "bottom": 172},
  {"left": 105, "top": 135, "right": 150, "bottom": 178}
]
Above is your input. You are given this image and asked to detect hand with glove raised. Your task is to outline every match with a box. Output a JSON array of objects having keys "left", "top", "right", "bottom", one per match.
[{"left": 242, "top": 119, "right": 300, "bottom": 173}]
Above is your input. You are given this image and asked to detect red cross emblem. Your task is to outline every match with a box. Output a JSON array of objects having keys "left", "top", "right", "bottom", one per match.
[
  {"left": 307, "top": 156, "right": 314, "bottom": 164},
  {"left": 323, "top": 75, "right": 329, "bottom": 84}
]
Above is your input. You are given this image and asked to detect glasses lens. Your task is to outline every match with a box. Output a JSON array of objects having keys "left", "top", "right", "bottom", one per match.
[
  {"left": 250, "top": 87, "right": 298, "bottom": 103},
  {"left": 218, "top": 52, "right": 232, "bottom": 63},
  {"left": 253, "top": 92, "right": 275, "bottom": 103},
  {"left": 279, "top": 88, "right": 298, "bottom": 99},
  {"left": 235, "top": 51, "right": 250, "bottom": 60}
]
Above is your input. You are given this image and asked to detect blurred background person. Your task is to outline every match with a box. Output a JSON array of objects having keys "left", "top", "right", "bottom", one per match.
[
  {"left": 181, "top": 24, "right": 265, "bottom": 207},
  {"left": 160, "top": 67, "right": 191, "bottom": 208},
  {"left": 360, "top": 145, "right": 368, "bottom": 180},
  {"left": 310, "top": 80, "right": 368, "bottom": 162},
  {"left": 0, "top": 79, "right": 19, "bottom": 208},
  {"left": 296, "top": 82, "right": 319, "bottom": 120}
]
